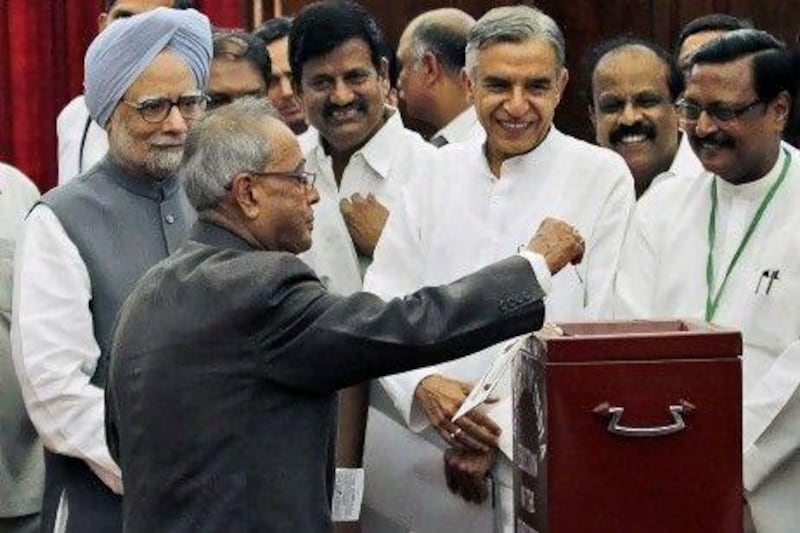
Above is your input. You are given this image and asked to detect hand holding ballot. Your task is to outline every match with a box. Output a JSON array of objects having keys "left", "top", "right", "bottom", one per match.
[{"left": 412, "top": 217, "right": 585, "bottom": 455}]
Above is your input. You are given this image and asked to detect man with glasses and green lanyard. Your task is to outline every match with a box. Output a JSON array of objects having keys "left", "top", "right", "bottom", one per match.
[
  {"left": 11, "top": 8, "right": 211, "bottom": 532},
  {"left": 615, "top": 29, "right": 799, "bottom": 533}
]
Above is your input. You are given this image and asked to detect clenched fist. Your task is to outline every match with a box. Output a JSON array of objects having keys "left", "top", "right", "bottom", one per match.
[
  {"left": 526, "top": 217, "right": 585, "bottom": 274},
  {"left": 340, "top": 193, "right": 389, "bottom": 258}
]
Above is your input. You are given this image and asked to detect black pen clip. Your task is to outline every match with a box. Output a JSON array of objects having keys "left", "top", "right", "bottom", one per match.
[
  {"left": 766, "top": 270, "right": 780, "bottom": 294},
  {"left": 756, "top": 270, "right": 770, "bottom": 294}
]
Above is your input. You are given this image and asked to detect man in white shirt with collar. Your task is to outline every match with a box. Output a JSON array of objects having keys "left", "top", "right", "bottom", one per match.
[
  {"left": 395, "top": 8, "right": 482, "bottom": 146},
  {"left": 287, "top": 2, "right": 436, "bottom": 521},
  {"left": 585, "top": 37, "right": 704, "bottom": 198},
  {"left": 615, "top": 29, "right": 799, "bottom": 533},
  {"left": 362, "top": 6, "right": 634, "bottom": 532}
]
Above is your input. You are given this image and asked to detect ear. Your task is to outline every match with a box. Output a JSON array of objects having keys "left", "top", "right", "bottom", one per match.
[
  {"left": 462, "top": 68, "right": 474, "bottom": 105},
  {"left": 97, "top": 13, "right": 109, "bottom": 32},
  {"left": 770, "top": 90, "right": 791, "bottom": 130},
  {"left": 230, "top": 174, "right": 262, "bottom": 221},
  {"left": 377, "top": 56, "right": 390, "bottom": 81},
  {"left": 588, "top": 104, "right": 597, "bottom": 129},
  {"left": 421, "top": 52, "right": 440, "bottom": 86},
  {"left": 553, "top": 68, "right": 569, "bottom": 107}
]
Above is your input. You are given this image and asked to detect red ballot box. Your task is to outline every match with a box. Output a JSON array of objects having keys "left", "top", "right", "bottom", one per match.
[{"left": 513, "top": 320, "right": 743, "bottom": 533}]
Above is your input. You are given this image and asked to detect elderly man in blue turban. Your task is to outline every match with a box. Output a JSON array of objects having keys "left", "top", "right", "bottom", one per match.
[{"left": 11, "top": 8, "right": 211, "bottom": 533}]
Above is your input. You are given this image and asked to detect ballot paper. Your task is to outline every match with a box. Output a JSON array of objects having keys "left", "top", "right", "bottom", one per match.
[
  {"left": 331, "top": 467, "right": 364, "bottom": 522},
  {"left": 450, "top": 335, "right": 528, "bottom": 423},
  {"left": 451, "top": 324, "right": 565, "bottom": 424}
]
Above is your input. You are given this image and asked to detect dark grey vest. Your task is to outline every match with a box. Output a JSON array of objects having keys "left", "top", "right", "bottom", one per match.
[{"left": 37, "top": 156, "right": 195, "bottom": 533}]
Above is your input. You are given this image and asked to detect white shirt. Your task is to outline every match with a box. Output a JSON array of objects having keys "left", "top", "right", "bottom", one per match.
[
  {"left": 615, "top": 144, "right": 800, "bottom": 532},
  {"left": 432, "top": 106, "right": 484, "bottom": 145},
  {"left": 361, "top": 128, "right": 634, "bottom": 532},
  {"left": 669, "top": 131, "right": 705, "bottom": 179},
  {"left": 648, "top": 133, "right": 705, "bottom": 194},
  {"left": 11, "top": 205, "right": 122, "bottom": 494},
  {"left": 366, "top": 127, "right": 635, "bottom": 422},
  {"left": 56, "top": 96, "right": 108, "bottom": 184},
  {"left": 300, "top": 109, "right": 437, "bottom": 296}
]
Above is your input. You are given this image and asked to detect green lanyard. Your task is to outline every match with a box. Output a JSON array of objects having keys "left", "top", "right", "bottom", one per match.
[{"left": 705, "top": 148, "right": 792, "bottom": 321}]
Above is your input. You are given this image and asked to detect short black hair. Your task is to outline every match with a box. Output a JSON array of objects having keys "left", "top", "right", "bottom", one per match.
[
  {"left": 674, "top": 14, "right": 753, "bottom": 55},
  {"left": 690, "top": 29, "right": 793, "bottom": 105},
  {"left": 412, "top": 20, "right": 470, "bottom": 74},
  {"left": 583, "top": 36, "right": 684, "bottom": 106},
  {"left": 212, "top": 30, "right": 272, "bottom": 86},
  {"left": 289, "top": 0, "right": 386, "bottom": 85},
  {"left": 254, "top": 17, "right": 293, "bottom": 46},
  {"left": 104, "top": 0, "right": 194, "bottom": 10}
]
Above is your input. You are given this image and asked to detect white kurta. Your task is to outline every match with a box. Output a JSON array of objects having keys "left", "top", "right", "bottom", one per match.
[
  {"left": 648, "top": 133, "right": 705, "bottom": 194},
  {"left": 299, "top": 109, "right": 436, "bottom": 296},
  {"left": 615, "top": 143, "right": 800, "bottom": 533},
  {"left": 362, "top": 128, "right": 635, "bottom": 532},
  {"left": 11, "top": 206, "right": 122, "bottom": 494},
  {"left": 669, "top": 132, "right": 704, "bottom": 179},
  {"left": 56, "top": 96, "right": 108, "bottom": 185}
]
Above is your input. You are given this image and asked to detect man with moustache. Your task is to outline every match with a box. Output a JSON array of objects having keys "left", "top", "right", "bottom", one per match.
[
  {"left": 363, "top": 6, "right": 634, "bottom": 532},
  {"left": 396, "top": 8, "right": 482, "bottom": 145},
  {"left": 56, "top": 0, "right": 195, "bottom": 184},
  {"left": 12, "top": 9, "right": 210, "bottom": 532},
  {"left": 255, "top": 17, "right": 310, "bottom": 135},
  {"left": 105, "top": 97, "right": 585, "bottom": 533},
  {"left": 288, "top": 2, "right": 437, "bottom": 525},
  {"left": 616, "top": 30, "right": 800, "bottom": 533},
  {"left": 585, "top": 37, "right": 703, "bottom": 198},
  {"left": 207, "top": 30, "right": 270, "bottom": 111}
]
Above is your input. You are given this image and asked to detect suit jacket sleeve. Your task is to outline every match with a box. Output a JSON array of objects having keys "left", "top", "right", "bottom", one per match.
[{"left": 259, "top": 254, "right": 546, "bottom": 394}]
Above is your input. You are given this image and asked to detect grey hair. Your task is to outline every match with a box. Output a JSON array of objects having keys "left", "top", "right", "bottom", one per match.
[
  {"left": 180, "top": 97, "right": 281, "bottom": 213},
  {"left": 465, "top": 6, "right": 565, "bottom": 78}
]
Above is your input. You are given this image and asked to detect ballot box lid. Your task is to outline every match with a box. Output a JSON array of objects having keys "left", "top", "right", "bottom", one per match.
[{"left": 537, "top": 319, "right": 742, "bottom": 363}]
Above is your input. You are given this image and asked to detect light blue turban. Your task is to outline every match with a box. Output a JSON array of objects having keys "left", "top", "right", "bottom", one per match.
[{"left": 84, "top": 7, "right": 212, "bottom": 128}]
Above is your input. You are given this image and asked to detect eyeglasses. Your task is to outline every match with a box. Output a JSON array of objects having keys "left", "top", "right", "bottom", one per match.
[
  {"left": 120, "top": 93, "right": 209, "bottom": 123},
  {"left": 676, "top": 98, "right": 764, "bottom": 123},
  {"left": 224, "top": 170, "right": 317, "bottom": 190}
]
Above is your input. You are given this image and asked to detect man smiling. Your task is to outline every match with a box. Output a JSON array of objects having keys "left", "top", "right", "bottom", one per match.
[
  {"left": 363, "top": 6, "right": 634, "bottom": 532},
  {"left": 287, "top": 2, "right": 436, "bottom": 527},
  {"left": 585, "top": 37, "right": 703, "bottom": 198},
  {"left": 616, "top": 29, "right": 800, "bottom": 533}
]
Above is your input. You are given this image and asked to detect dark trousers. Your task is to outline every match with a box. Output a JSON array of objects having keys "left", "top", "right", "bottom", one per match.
[{"left": 39, "top": 451, "right": 121, "bottom": 533}]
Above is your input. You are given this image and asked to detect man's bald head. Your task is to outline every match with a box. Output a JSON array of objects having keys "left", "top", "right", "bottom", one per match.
[
  {"left": 397, "top": 8, "right": 475, "bottom": 130},
  {"left": 399, "top": 8, "right": 475, "bottom": 77}
]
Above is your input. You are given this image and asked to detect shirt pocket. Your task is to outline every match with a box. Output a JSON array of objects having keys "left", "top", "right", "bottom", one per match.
[
  {"left": 740, "top": 265, "right": 800, "bottom": 353},
  {"left": 0, "top": 238, "right": 13, "bottom": 314}
]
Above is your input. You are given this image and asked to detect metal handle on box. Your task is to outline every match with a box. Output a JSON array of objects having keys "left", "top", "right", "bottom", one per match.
[{"left": 594, "top": 400, "right": 695, "bottom": 438}]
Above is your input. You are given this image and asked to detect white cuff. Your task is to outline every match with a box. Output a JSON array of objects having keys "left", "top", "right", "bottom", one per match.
[{"left": 517, "top": 249, "right": 552, "bottom": 295}]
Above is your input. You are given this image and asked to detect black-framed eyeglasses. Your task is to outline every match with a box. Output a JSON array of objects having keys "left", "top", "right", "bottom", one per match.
[
  {"left": 120, "top": 93, "right": 209, "bottom": 123},
  {"left": 676, "top": 98, "right": 764, "bottom": 123},
  {"left": 224, "top": 170, "right": 317, "bottom": 190}
]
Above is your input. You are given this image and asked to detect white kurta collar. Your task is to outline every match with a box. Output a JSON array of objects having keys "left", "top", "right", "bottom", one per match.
[
  {"left": 716, "top": 147, "right": 788, "bottom": 202},
  {"left": 480, "top": 126, "right": 560, "bottom": 181}
]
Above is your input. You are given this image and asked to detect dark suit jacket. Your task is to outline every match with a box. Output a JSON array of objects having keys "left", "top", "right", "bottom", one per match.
[{"left": 106, "top": 221, "right": 546, "bottom": 533}]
